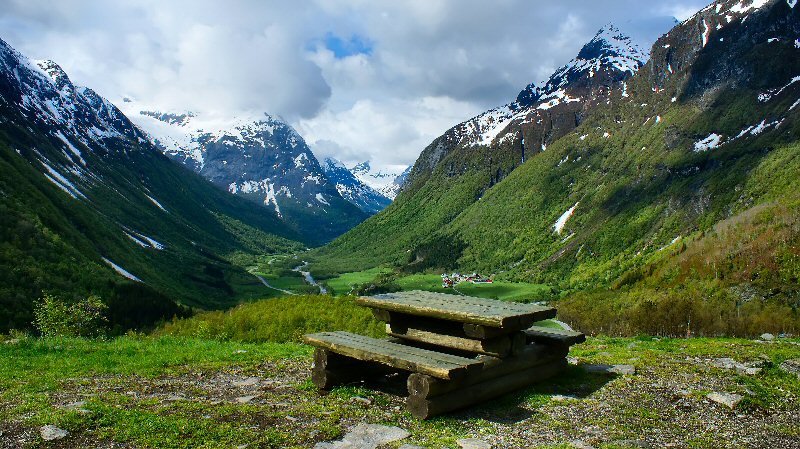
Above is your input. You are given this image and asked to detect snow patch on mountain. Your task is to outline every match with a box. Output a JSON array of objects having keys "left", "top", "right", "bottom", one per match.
[
  {"left": 694, "top": 133, "right": 723, "bottom": 152},
  {"left": 554, "top": 202, "right": 579, "bottom": 235},
  {"left": 102, "top": 258, "right": 141, "bottom": 282}
]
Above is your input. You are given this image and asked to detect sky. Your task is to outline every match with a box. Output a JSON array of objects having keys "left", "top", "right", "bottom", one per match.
[{"left": 0, "top": 0, "right": 709, "bottom": 174}]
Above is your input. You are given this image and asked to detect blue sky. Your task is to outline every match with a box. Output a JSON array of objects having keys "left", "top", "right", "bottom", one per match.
[{"left": 322, "top": 33, "right": 373, "bottom": 59}]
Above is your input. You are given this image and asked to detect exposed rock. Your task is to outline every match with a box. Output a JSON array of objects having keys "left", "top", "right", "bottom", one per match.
[
  {"left": 711, "top": 358, "right": 761, "bottom": 375},
  {"left": 780, "top": 359, "right": 800, "bottom": 378},
  {"left": 350, "top": 396, "right": 372, "bottom": 406},
  {"left": 570, "top": 440, "right": 596, "bottom": 449},
  {"left": 583, "top": 364, "right": 635, "bottom": 375},
  {"left": 235, "top": 395, "right": 257, "bottom": 404},
  {"left": 399, "top": 445, "right": 427, "bottom": 449},
  {"left": 457, "top": 438, "right": 493, "bottom": 449},
  {"left": 232, "top": 377, "right": 260, "bottom": 387},
  {"left": 707, "top": 392, "right": 743, "bottom": 409},
  {"left": 40, "top": 425, "right": 68, "bottom": 441},
  {"left": 759, "top": 333, "right": 775, "bottom": 341},
  {"left": 314, "top": 424, "right": 410, "bottom": 449}
]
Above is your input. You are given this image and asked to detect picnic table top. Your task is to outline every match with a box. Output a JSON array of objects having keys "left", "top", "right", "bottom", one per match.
[{"left": 356, "top": 290, "right": 556, "bottom": 328}]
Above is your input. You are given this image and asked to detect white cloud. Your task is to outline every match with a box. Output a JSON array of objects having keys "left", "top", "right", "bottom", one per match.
[{"left": 0, "top": 0, "right": 709, "bottom": 173}]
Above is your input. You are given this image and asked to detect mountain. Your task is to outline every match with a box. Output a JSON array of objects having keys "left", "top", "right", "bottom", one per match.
[
  {"left": 315, "top": 22, "right": 652, "bottom": 271},
  {"left": 381, "top": 165, "right": 412, "bottom": 200},
  {"left": 314, "top": 0, "right": 800, "bottom": 331},
  {"left": 321, "top": 157, "right": 391, "bottom": 214},
  {"left": 350, "top": 161, "right": 410, "bottom": 199},
  {"left": 0, "top": 37, "right": 304, "bottom": 332},
  {"left": 119, "top": 105, "right": 369, "bottom": 245}
]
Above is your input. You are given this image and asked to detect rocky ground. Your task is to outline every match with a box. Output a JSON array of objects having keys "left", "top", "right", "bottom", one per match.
[{"left": 1, "top": 336, "right": 798, "bottom": 448}]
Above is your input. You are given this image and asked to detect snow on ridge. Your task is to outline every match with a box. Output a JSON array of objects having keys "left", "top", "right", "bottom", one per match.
[
  {"left": 694, "top": 133, "right": 723, "bottom": 152},
  {"left": 730, "top": 0, "right": 771, "bottom": 14},
  {"left": 757, "top": 76, "right": 800, "bottom": 102},
  {"left": 554, "top": 202, "right": 579, "bottom": 235},
  {"left": 315, "top": 193, "right": 330, "bottom": 206},
  {"left": 145, "top": 194, "right": 167, "bottom": 212},
  {"left": 54, "top": 131, "right": 85, "bottom": 166},
  {"left": 39, "top": 159, "right": 86, "bottom": 199},
  {"left": 101, "top": 257, "right": 141, "bottom": 282}
]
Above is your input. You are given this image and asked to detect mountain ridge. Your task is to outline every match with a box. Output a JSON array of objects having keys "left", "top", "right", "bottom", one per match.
[
  {"left": 120, "top": 103, "right": 369, "bottom": 245},
  {"left": 0, "top": 37, "right": 303, "bottom": 331}
]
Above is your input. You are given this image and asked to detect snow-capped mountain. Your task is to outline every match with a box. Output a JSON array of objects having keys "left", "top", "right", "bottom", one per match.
[
  {"left": 0, "top": 36, "right": 303, "bottom": 329},
  {"left": 321, "top": 158, "right": 391, "bottom": 214},
  {"left": 120, "top": 105, "right": 368, "bottom": 244},
  {"left": 349, "top": 161, "right": 410, "bottom": 199},
  {"left": 406, "top": 23, "right": 651, "bottom": 189},
  {"left": 380, "top": 166, "right": 412, "bottom": 200}
]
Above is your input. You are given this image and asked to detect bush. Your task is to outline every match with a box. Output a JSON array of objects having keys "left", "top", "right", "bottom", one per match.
[
  {"left": 157, "top": 295, "right": 384, "bottom": 343},
  {"left": 33, "top": 294, "right": 108, "bottom": 338}
]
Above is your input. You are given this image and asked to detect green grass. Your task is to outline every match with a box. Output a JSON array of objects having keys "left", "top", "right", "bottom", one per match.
[
  {"left": 0, "top": 336, "right": 309, "bottom": 395},
  {"left": 323, "top": 267, "right": 392, "bottom": 295},
  {"left": 157, "top": 295, "right": 384, "bottom": 343},
  {"left": 3, "top": 334, "right": 797, "bottom": 448}
]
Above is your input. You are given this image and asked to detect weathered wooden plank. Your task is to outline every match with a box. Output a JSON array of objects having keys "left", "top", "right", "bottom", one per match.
[
  {"left": 303, "top": 331, "right": 483, "bottom": 380},
  {"left": 386, "top": 322, "right": 516, "bottom": 358},
  {"left": 407, "top": 344, "right": 568, "bottom": 398},
  {"left": 406, "top": 358, "right": 568, "bottom": 419},
  {"left": 462, "top": 323, "right": 509, "bottom": 339},
  {"left": 524, "top": 326, "right": 586, "bottom": 346},
  {"left": 357, "top": 290, "right": 555, "bottom": 328}
]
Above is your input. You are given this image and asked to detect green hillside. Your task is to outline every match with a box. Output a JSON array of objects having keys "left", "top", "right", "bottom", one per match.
[{"left": 311, "top": 1, "right": 800, "bottom": 335}]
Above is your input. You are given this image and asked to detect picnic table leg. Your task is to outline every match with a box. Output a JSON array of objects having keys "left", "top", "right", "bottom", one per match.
[
  {"left": 311, "top": 348, "right": 397, "bottom": 389},
  {"left": 406, "top": 357, "right": 568, "bottom": 419}
]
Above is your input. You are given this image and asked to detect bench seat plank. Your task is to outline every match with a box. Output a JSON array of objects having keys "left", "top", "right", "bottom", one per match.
[
  {"left": 524, "top": 326, "right": 586, "bottom": 346},
  {"left": 357, "top": 290, "right": 556, "bottom": 328},
  {"left": 303, "top": 331, "right": 483, "bottom": 380}
]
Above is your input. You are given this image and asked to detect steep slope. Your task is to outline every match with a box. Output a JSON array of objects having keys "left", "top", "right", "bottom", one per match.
[
  {"left": 319, "top": 0, "right": 800, "bottom": 323},
  {"left": 436, "top": 0, "right": 800, "bottom": 285},
  {"left": 314, "top": 23, "right": 651, "bottom": 272},
  {"left": 321, "top": 158, "right": 391, "bottom": 214},
  {"left": 121, "top": 105, "right": 368, "bottom": 245},
  {"left": 0, "top": 37, "right": 304, "bottom": 331}
]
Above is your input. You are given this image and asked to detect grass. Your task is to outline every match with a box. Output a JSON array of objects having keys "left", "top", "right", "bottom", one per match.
[
  {"left": 157, "top": 295, "right": 385, "bottom": 343},
  {"left": 2, "top": 334, "right": 798, "bottom": 448},
  {"left": 323, "top": 269, "right": 555, "bottom": 303},
  {"left": 323, "top": 267, "right": 392, "bottom": 295}
]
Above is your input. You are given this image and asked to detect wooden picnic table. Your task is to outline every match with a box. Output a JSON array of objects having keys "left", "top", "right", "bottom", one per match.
[{"left": 303, "top": 290, "right": 582, "bottom": 419}]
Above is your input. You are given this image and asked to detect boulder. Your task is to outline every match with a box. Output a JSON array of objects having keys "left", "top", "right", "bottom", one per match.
[
  {"left": 40, "top": 425, "right": 68, "bottom": 441},
  {"left": 314, "top": 424, "right": 410, "bottom": 449},
  {"left": 780, "top": 359, "right": 800, "bottom": 378},
  {"left": 457, "top": 438, "right": 493, "bottom": 449},
  {"left": 707, "top": 392, "right": 743, "bottom": 409}
]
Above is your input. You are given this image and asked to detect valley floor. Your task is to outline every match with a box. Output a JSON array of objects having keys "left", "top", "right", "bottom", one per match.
[{"left": 1, "top": 335, "right": 798, "bottom": 448}]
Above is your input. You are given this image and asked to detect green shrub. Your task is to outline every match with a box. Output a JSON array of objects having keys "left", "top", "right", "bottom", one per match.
[
  {"left": 157, "top": 295, "right": 384, "bottom": 343},
  {"left": 33, "top": 294, "right": 108, "bottom": 337}
]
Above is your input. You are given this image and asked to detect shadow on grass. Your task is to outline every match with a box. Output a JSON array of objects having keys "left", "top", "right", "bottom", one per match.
[{"left": 328, "top": 364, "right": 615, "bottom": 425}]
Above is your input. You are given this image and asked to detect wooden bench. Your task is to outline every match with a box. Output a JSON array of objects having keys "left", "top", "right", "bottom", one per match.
[
  {"left": 304, "top": 290, "right": 584, "bottom": 418},
  {"left": 524, "top": 326, "right": 587, "bottom": 346},
  {"left": 303, "top": 331, "right": 484, "bottom": 381}
]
